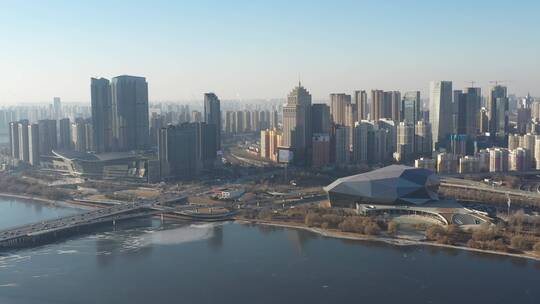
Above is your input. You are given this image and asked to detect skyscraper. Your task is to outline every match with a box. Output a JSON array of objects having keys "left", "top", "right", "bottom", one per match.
[
  {"left": 352, "top": 121, "right": 369, "bottom": 163},
  {"left": 158, "top": 123, "right": 201, "bottom": 180},
  {"left": 389, "top": 91, "right": 401, "bottom": 122},
  {"left": 59, "top": 118, "right": 71, "bottom": 149},
  {"left": 395, "top": 122, "right": 414, "bottom": 162},
  {"left": 111, "top": 75, "right": 149, "bottom": 151},
  {"left": 9, "top": 122, "right": 19, "bottom": 159},
  {"left": 28, "top": 124, "right": 40, "bottom": 166},
  {"left": 429, "top": 81, "right": 453, "bottom": 149},
  {"left": 38, "top": 119, "right": 57, "bottom": 155},
  {"left": 91, "top": 78, "right": 113, "bottom": 153},
  {"left": 354, "top": 90, "right": 368, "bottom": 121},
  {"left": 53, "top": 97, "right": 62, "bottom": 120},
  {"left": 488, "top": 85, "right": 508, "bottom": 141},
  {"left": 401, "top": 91, "right": 420, "bottom": 125},
  {"left": 311, "top": 104, "right": 331, "bottom": 134},
  {"left": 204, "top": 93, "right": 221, "bottom": 151},
  {"left": 18, "top": 120, "right": 29, "bottom": 162},
  {"left": 329, "top": 93, "right": 351, "bottom": 125},
  {"left": 371, "top": 90, "right": 385, "bottom": 121},
  {"left": 415, "top": 121, "right": 432, "bottom": 156},
  {"left": 282, "top": 83, "right": 312, "bottom": 164}
]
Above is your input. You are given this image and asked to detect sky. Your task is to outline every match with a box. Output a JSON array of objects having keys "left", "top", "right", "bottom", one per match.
[{"left": 0, "top": 0, "right": 539, "bottom": 104}]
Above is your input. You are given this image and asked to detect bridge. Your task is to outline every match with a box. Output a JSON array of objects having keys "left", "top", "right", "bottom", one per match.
[{"left": 0, "top": 198, "right": 234, "bottom": 250}]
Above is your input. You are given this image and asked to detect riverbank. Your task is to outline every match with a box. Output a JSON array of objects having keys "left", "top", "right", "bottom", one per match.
[
  {"left": 0, "top": 192, "right": 98, "bottom": 211},
  {"left": 237, "top": 219, "right": 540, "bottom": 262}
]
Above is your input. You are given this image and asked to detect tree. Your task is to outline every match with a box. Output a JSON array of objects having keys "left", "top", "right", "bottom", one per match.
[
  {"left": 533, "top": 242, "right": 540, "bottom": 254},
  {"left": 387, "top": 221, "right": 398, "bottom": 236},
  {"left": 510, "top": 235, "right": 532, "bottom": 251}
]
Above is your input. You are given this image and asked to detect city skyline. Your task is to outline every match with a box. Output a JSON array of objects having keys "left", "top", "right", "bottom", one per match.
[{"left": 1, "top": 0, "right": 539, "bottom": 104}]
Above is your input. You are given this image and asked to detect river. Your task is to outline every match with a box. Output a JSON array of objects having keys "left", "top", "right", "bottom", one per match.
[{"left": 0, "top": 197, "right": 539, "bottom": 304}]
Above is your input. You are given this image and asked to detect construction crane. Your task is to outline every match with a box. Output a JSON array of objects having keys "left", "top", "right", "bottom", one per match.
[
  {"left": 489, "top": 80, "right": 508, "bottom": 86},
  {"left": 465, "top": 80, "right": 478, "bottom": 88}
]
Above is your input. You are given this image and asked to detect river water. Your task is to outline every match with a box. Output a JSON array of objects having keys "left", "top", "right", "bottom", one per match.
[{"left": 0, "top": 197, "right": 539, "bottom": 304}]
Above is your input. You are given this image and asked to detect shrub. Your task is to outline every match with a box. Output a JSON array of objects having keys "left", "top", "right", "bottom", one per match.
[
  {"left": 387, "top": 221, "right": 398, "bottom": 236},
  {"left": 510, "top": 235, "right": 533, "bottom": 251}
]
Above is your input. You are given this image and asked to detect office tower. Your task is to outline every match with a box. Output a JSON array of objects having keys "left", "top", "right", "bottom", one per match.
[
  {"left": 204, "top": 93, "right": 221, "bottom": 151},
  {"left": 388, "top": 91, "right": 401, "bottom": 122},
  {"left": 371, "top": 90, "right": 385, "bottom": 121},
  {"left": 312, "top": 133, "right": 330, "bottom": 167},
  {"left": 454, "top": 88, "right": 481, "bottom": 137},
  {"left": 53, "top": 97, "right": 62, "bottom": 120},
  {"left": 18, "top": 120, "right": 29, "bottom": 162},
  {"left": 111, "top": 75, "right": 149, "bottom": 151},
  {"left": 352, "top": 121, "right": 369, "bottom": 163},
  {"left": 395, "top": 122, "right": 414, "bottom": 162},
  {"left": 197, "top": 122, "right": 217, "bottom": 169},
  {"left": 415, "top": 121, "right": 432, "bottom": 156},
  {"left": 71, "top": 119, "right": 88, "bottom": 152},
  {"left": 464, "top": 87, "right": 481, "bottom": 136},
  {"left": 149, "top": 113, "right": 164, "bottom": 146},
  {"left": 354, "top": 90, "right": 368, "bottom": 121},
  {"left": 59, "top": 118, "right": 71, "bottom": 149},
  {"left": 37, "top": 119, "right": 57, "bottom": 155},
  {"left": 429, "top": 81, "right": 453, "bottom": 149},
  {"left": 282, "top": 83, "right": 312, "bottom": 164},
  {"left": 9, "top": 122, "right": 19, "bottom": 159},
  {"left": 91, "top": 78, "right": 112, "bottom": 153},
  {"left": 488, "top": 85, "right": 508, "bottom": 141},
  {"left": 28, "top": 124, "right": 40, "bottom": 166},
  {"left": 330, "top": 93, "right": 351, "bottom": 125},
  {"left": 158, "top": 123, "right": 201, "bottom": 180},
  {"left": 311, "top": 104, "right": 331, "bottom": 134},
  {"left": 479, "top": 108, "right": 489, "bottom": 134},
  {"left": 402, "top": 91, "right": 420, "bottom": 125},
  {"left": 334, "top": 126, "right": 349, "bottom": 165},
  {"left": 517, "top": 107, "right": 531, "bottom": 134}
]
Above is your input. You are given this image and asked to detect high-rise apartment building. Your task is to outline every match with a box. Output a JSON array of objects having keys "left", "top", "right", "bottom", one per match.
[
  {"left": 330, "top": 93, "right": 351, "bottom": 125},
  {"left": 354, "top": 90, "right": 368, "bottom": 121},
  {"left": 28, "top": 123, "right": 40, "bottom": 166}
]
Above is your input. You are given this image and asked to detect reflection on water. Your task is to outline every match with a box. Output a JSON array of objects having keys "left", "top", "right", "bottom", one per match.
[{"left": 0, "top": 198, "right": 539, "bottom": 304}]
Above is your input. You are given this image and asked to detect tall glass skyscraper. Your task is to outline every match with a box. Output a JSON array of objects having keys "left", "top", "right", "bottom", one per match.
[{"left": 429, "top": 81, "right": 453, "bottom": 149}]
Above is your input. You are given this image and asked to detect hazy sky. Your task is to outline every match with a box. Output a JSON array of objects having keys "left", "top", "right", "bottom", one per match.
[{"left": 1, "top": 0, "right": 539, "bottom": 104}]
